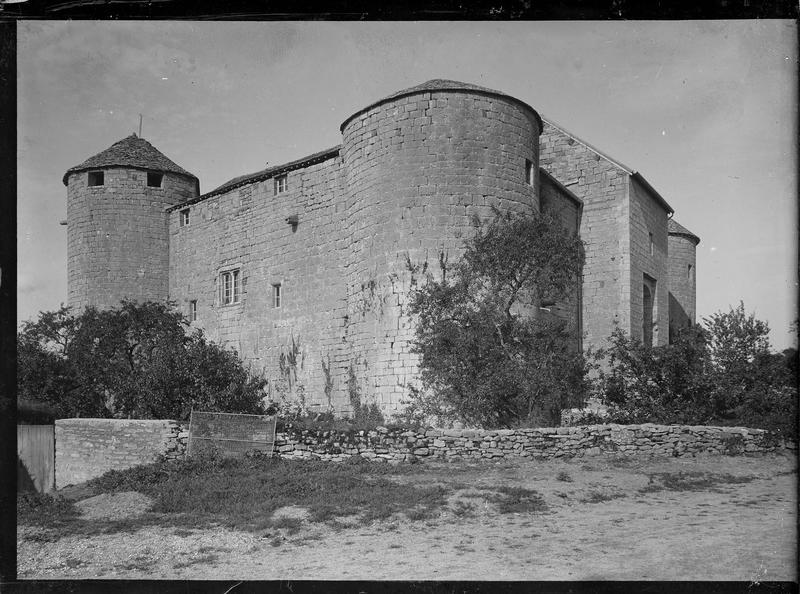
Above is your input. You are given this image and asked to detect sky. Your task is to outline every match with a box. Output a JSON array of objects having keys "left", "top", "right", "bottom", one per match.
[{"left": 17, "top": 20, "right": 798, "bottom": 349}]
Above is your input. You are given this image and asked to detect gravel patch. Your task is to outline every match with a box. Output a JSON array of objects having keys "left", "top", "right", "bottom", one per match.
[{"left": 74, "top": 491, "right": 154, "bottom": 521}]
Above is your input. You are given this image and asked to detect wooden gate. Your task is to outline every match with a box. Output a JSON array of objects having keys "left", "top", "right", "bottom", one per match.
[{"left": 17, "top": 425, "right": 55, "bottom": 493}]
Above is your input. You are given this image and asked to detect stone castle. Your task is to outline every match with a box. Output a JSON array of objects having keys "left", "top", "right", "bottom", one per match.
[{"left": 63, "top": 80, "right": 700, "bottom": 415}]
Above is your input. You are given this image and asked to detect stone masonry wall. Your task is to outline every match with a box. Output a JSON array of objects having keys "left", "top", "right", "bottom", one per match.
[
  {"left": 628, "top": 176, "right": 670, "bottom": 346},
  {"left": 539, "top": 172, "right": 582, "bottom": 341},
  {"left": 274, "top": 423, "right": 792, "bottom": 462},
  {"left": 539, "top": 121, "right": 631, "bottom": 353},
  {"left": 668, "top": 233, "right": 697, "bottom": 336},
  {"left": 55, "top": 419, "right": 187, "bottom": 487},
  {"left": 340, "top": 90, "right": 541, "bottom": 412},
  {"left": 67, "top": 168, "right": 197, "bottom": 310},
  {"left": 54, "top": 419, "right": 792, "bottom": 486},
  {"left": 169, "top": 155, "right": 351, "bottom": 412}
]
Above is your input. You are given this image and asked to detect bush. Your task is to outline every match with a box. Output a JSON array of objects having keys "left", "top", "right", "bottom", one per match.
[
  {"left": 17, "top": 300, "right": 267, "bottom": 421},
  {"left": 405, "top": 208, "right": 588, "bottom": 428},
  {"left": 594, "top": 306, "right": 798, "bottom": 439}
]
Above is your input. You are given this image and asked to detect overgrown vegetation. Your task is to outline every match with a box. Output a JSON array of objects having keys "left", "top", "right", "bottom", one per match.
[
  {"left": 593, "top": 304, "right": 798, "bottom": 439},
  {"left": 17, "top": 300, "right": 267, "bottom": 421},
  {"left": 403, "top": 208, "right": 588, "bottom": 428}
]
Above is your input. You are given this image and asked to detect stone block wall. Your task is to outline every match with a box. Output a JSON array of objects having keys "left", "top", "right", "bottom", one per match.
[
  {"left": 340, "top": 89, "right": 541, "bottom": 412},
  {"left": 169, "top": 154, "right": 351, "bottom": 412},
  {"left": 668, "top": 231, "right": 697, "bottom": 337},
  {"left": 273, "top": 424, "right": 793, "bottom": 462},
  {"left": 628, "top": 176, "right": 670, "bottom": 346},
  {"left": 55, "top": 419, "right": 187, "bottom": 487},
  {"left": 67, "top": 168, "right": 197, "bottom": 310},
  {"left": 539, "top": 120, "right": 631, "bottom": 353}
]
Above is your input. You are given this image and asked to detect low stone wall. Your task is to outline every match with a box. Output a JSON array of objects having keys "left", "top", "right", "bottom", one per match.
[
  {"left": 54, "top": 418, "right": 794, "bottom": 487},
  {"left": 55, "top": 419, "right": 188, "bottom": 487},
  {"left": 274, "top": 423, "right": 794, "bottom": 463}
]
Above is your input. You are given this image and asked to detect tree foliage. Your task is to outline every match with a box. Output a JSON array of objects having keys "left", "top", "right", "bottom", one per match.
[
  {"left": 17, "top": 300, "right": 267, "bottom": 420},
  {"left": 595, "top": 304, "right": 798, "bottom": 439},
  {"left": 404, "top": 208, "right": 588, "bottom": 428}
]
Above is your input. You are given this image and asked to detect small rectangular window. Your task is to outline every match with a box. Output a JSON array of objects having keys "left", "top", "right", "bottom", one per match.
[
  {"left": 274, "top": 174, "right": 288, "bottom": 195},
  {"left": 688, "top": 264, "right": 693, "bottom": 279},
  {"left": 88, "top": 171, "right": 104, "bottom": 186},
  {"left": 220, "top": 269, "right": 241, "bottom": 305},
  {"left": 272, "top": 283, "right": 281, "bottom": 308},
  {"left": 525, "top": 160, "right": 533, "bottom": 186},
  {"left": 180, "top": 208, "right": 190, "bottom": 227},
  {"left": 189, "top": 300, "right": 197, "bottom": 321},
  {"left": 147, "top": 172, "right": 164, "bottom": 187},
  {"left": 649, "top": 232, "right": 654, "bottom": 256}
]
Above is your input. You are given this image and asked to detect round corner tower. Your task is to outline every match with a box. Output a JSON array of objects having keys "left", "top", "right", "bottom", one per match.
[
  {"left": 338, "top": 79, "right": 543, "bottom": 411},
  {"left": 667, "top": 218, "right": 700, "bottom": 339},
  {"left": 63, "top": 134, "right": 199, "bottom": 310}
]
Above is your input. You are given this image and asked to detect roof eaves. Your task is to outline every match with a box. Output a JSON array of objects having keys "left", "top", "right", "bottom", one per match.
[{"left": 166, "top": 145, "right": 341, "bottom": 212}]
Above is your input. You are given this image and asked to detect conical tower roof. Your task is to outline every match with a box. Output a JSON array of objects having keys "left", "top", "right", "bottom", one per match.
[
  {"left": 63, "top": 134, "right": 197, "bottom": 185},
  {"left": 668, "top": 218, "right": 700, "bottom": 245}
]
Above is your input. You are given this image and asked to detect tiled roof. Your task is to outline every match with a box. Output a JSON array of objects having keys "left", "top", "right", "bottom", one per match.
[
  {"left": 668, "top": 219, "right": 700, "bottom": 244},
  {"left": 63, "top": 134, "right": 197, "bottom": 185},
  {"left": 166, "top": 145, "right": 341, "bottom": 212},
  {"left": 340, "top": 79, "right": 543, "bottom": 132}
]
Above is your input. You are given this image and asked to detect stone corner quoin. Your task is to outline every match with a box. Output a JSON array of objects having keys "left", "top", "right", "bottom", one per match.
[{"left": 61, "top": 80, "right": 700, "bottom": 416}]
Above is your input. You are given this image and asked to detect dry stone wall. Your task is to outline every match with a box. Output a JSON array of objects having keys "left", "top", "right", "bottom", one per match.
[
  {"left": 67, "top": 168, "right": 197, "bottom": 309},
  {"left": 55, "top": 419, "right": 187, "bottom": 487},
  {"left": 273, "top": 424, "right": 793, "bottom": 462},
  {"left": 53, "top": 419, "right": 793, "bottom": 487}
]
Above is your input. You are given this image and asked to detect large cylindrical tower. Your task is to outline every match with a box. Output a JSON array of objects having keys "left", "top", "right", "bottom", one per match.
[
  {"left": 64, "top": 134, "right": 199, "bottom": 310},
  {"left": 667, "top": 218, "right": 700, "bottom": 341},
  {"left": 339, "top": 79, "right": 543, "bottom": 412}
]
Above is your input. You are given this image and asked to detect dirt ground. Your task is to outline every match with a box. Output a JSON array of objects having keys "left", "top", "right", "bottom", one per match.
[{"left": 17, "top": 452, "right": 797, "bottom": 581}]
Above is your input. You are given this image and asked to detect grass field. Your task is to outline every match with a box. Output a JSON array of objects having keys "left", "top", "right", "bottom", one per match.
[{"left": 17, "top": 451, "right": 797, "bottom": 580}]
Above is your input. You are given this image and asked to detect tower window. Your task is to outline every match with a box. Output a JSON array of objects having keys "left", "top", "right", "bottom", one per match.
[
  {"left": 688, "top": 264, "right": 693, "bottom": 279},
  {"left": 274, "top": 174, "right": 288, "bottom": 195},
  {"left": 189, "top": 300, "right": 197, "bottom": 321},
  {"left": 220, "top": 269, "right": 241, "bottom": 305},
  {"left": 88, "top": 171, "right": 104, "bottom": 186},
  {"left": 525, "top": 160, "right": 533, "bottom": 186},
  {"left": 649, "top": 232, "right": 654, "bottom": 255},
  {"left": 147, "top": 172, "right": 164, "bottom": 187},
  {"left": 272, "top": 283, "right": 282, "bottom": 308},
  {"left": 180, "top": 208, "right": 190, "bottom": 227}
]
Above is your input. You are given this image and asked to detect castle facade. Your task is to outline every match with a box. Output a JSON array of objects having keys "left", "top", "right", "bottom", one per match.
[{"left": 63, "top": 80, "right": 699, "bottom": 415}]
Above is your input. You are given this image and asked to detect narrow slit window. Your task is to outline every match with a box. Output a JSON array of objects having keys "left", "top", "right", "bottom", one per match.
[
  {"left": 688, "top": 264, "right": 693, "bottom": 279},
  {"left": 274, "top": 174, "right": 288, "bottom": 195},
  {"left": 88, "top": 171, "right": 104, "bottom": 186},
  {"left": 525, "top": 160, "right": 534, "bottom": 186},
  {"left": 180, "top": 208, "right": 190, "bottom": 227},
  {"left": 649, "top": 232, "right": 654, "bottom": 255},
  {"left": 189, "top": 300, "right": 197, "bottom": 321},
  {"left": 272, "top": 283, "right": 281, "bottom": 308},
  {"left": 147, "top": 172, "right": 164, "bottom": 187},
  {"left": 220, "top": 269, "right": 241, "bottom": 305}
]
